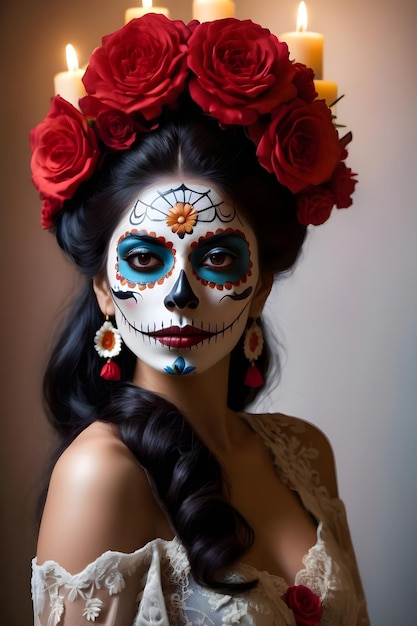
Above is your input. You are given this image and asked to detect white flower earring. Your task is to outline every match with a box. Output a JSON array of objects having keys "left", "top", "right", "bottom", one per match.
[
  {"left": 94, "top": 315, "right": 122, "bottom": 380},
  {"left": 243, "top": 318, "right": 264, "bottom": 388}
]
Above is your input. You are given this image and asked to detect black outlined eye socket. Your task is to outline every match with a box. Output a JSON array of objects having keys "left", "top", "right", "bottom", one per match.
[
  {"left": 191, "top": 233, "right": 250, "bottom": 285},
  {"left": 117, "top": 235, "right": 174, "bottom": 284}
]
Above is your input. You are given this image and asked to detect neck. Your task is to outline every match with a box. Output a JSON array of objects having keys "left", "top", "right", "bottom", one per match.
[{"left": 132, "top": 356, "right": 248, "bottom": 453}]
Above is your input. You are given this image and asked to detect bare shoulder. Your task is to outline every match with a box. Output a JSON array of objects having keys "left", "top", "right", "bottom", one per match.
[
  {"left": 37, "top": 421, "right": 163, "bottom": 572},
  {"left": 260, "top": 412, "right": 339, "bottom": 499}
]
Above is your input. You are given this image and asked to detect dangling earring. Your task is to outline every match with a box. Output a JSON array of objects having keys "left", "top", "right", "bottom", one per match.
[
  {"left": 243, "top": 318, "right": 264, "bottom": 388},
  {"left": 94, "top": 315, "right": 122, "bottom": 381}
]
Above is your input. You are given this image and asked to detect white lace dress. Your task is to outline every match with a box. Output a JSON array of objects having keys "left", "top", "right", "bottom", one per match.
[{"left": 32, "top": 413, "right": 370, "bottom": 625}]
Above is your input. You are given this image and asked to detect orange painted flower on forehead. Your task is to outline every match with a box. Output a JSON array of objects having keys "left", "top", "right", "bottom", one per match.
[{"left": 166, "top": 201, "right": 198, "bottom": 238}]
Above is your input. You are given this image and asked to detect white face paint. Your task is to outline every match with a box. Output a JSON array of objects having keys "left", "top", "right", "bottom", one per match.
[{"left": 106, "top": 179, "right": 260, "bottom": 377}]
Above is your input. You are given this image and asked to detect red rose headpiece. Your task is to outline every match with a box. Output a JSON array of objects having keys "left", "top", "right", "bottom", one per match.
[{"left": 30, "top": 14, "right": 357, "bottom": 230}]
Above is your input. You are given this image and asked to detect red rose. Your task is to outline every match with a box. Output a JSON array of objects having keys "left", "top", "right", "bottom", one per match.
[
  {"left": 80, "top": 14, "right": 190, "bottom": 120},
  {"left": 283, "top": 585, "right": 322, "bottom": 626},
  {"left": 95, "top": 109, "right": 137, "bottom": 150},
  {"left": 187, "top": 18, "right": 297, "bottom": 126},
  {"left": 292, "top": 62, "right": 317, "bottom": 103},
  {"left": 256, "top": 98, "right": 341, "bottom": 193},
  {"left": 329, "top": 161, "right": 358, "bottom": 209},
  {"left": 40, "top": 197, "right": 61, "bottom": 230},
  {"left": 30, "top": 95, "right": 99, "bottom": 217},
  {"left": 296, "top": 187, "right": 334, "bottom": 226}
]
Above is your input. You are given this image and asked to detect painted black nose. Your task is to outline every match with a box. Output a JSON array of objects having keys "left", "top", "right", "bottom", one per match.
[{"left": 164, "top": 270, "right": 199, "bottom": 310}]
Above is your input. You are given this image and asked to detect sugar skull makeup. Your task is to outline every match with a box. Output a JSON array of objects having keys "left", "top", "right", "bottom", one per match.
[{"left": 106, "top": 180, "right": 260, "bottom": 376}]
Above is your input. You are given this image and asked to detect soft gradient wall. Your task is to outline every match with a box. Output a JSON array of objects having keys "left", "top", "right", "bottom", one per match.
[{"left": 1, "top": 0, "right": 416, "bottom": 623}]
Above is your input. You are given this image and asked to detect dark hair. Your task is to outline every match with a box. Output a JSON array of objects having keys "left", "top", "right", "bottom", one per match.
[{"left": 42, "top": 105, "right": 306, "bottom": 591}]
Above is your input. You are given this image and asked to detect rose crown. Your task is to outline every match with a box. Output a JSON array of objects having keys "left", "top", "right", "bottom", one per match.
[{"left": 30, "top": 14, "right": 357, "bottom": 230}]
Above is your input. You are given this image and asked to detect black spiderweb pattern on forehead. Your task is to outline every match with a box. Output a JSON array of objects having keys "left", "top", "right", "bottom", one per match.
[{"left": 129, "top": 183, "right": 240, "bottom": 226}]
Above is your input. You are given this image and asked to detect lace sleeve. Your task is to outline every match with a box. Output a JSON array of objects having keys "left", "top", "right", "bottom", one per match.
[
  {"left": 31, "top": 541, "right": 171, "bottom": 626},
  {"left": 323, "top": 499, "right": 371, "bottom": 626}
]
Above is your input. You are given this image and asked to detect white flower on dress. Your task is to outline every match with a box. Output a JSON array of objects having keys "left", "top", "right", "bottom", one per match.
[
  {"left": 50, "top": 594, "right": 65, "bottom": 625},
  {"left": 82, "top": 597, "right": 104, "bottom": 621},
  {"left": 105, "top": 571, "right": 126, "bottom": 595},
  {"left": 207, "top": 592, "right": 233, "bottom": 611},
  {"left": 66, "top": 580, "right": 90, "bottom": 602},
  {"left": 94, "top": 320, "right": 122, "bottom": 358}
]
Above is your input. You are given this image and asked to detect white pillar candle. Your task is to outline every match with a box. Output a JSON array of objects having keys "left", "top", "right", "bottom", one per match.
[
  {"left": 314, "top": 80, "right": 338, "bottom": 108},
  {"left": 125, "top": 0, "right": 169, "bottom": 23},
  {"left": 280, "top": 2, "right": 324, "bottom": 79},
  {"left": 192, "top": 0, "right": 235, "bottom": 22},
  {"left": 53, "top": 44, "right": 86, "bottom": 109}
]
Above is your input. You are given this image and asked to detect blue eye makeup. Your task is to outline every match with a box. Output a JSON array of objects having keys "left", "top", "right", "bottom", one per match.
[
  {"left": 117, "top": 234, "right": 174, "bottom": 284},
  {"left": 191, "top": 232, "right": 250, "bottom": 285}
]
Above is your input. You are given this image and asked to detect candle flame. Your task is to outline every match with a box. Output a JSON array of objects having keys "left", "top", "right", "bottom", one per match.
[
  {"left": 296, "top": 1, "right": 308, "bottom": 32},
  {"left": 142, "top": 0, "right": 152, "bottom": 8},
  {"left": 65, "top": 44, "right": 79, "bottom": 72}
]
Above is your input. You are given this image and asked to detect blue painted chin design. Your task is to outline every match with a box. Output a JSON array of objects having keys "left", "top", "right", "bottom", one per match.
[
  {"left": 118, "top": 234, "right": 174, "bottom": 285},
  {"left": 191, "top": 232, "right": 250, "bottom": 286},
  {"left": 164, "top": 357, "right": 196, "bottom": 376}
]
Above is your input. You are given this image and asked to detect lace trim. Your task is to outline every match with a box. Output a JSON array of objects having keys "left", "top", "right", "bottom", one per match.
[
  {"left": 163, "top": 541, "right": 296, "bottom": 626},
  {"left": 32, "top": 546, "right": 152, "bottom": 624},
  {"left": 198, "top": 574, "right": 293, "bottom": 626},
  {"left": 32, "top": 413, "right": 370, "bottom": 625},
  {"left": 240, "top": 413, "right": 344, "bottom": 519}
]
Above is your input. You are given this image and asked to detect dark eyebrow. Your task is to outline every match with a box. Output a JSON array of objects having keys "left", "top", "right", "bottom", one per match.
[
  {"left": 197, "top": 231, "right": 246, "bottom": 248},
  {"left": 120, "top": 233, "right": 167, "bottom": 249}
]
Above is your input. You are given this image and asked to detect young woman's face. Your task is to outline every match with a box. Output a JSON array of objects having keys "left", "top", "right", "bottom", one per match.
[{"left": 106, "top": 179, "right": 260, "bottom": 377}]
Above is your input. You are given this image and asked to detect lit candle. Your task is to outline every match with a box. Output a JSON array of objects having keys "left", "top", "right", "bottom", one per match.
[
  {"left": 192, "top": 0, "right": 235, "bottom": 22},
  {"left": 53, "top": 44, "right": 86, "bottom": 109},
  {"left": 280, "top": 2, "right": 324, "bottom": 79},
  {"left": 125, "top": 0, "right": 170, "bottom": 23},
  {"left": 313, "top": 80, "right": 338, "bottom": 107}
]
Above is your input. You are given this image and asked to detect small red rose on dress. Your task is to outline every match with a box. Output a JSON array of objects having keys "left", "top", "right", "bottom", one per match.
[
  {"left": 80, "top": 14, "right": 191, "bottom": 121},
  {"left": 187, "top": 18, "right": 297, "bottom": 126},
  {"left": 30, "top": 95, "right": 99, "bottom": 229},
  {"left": 283, "top": 585, "right": 322, "bottom": 626}
]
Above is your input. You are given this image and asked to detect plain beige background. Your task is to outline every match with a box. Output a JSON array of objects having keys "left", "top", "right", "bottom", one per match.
[{"left": 1, "top": 0, "right": 416, "bottom": 624}]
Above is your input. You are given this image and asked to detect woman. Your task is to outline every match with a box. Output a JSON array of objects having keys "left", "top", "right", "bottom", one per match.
[{"left": 30, "top": 14, "right": 369, "bottom": 625}]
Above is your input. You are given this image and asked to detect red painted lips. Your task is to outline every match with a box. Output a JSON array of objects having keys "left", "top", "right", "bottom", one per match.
[{"left": 148, "top": 325, "right": 215, "bottom": 348}]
